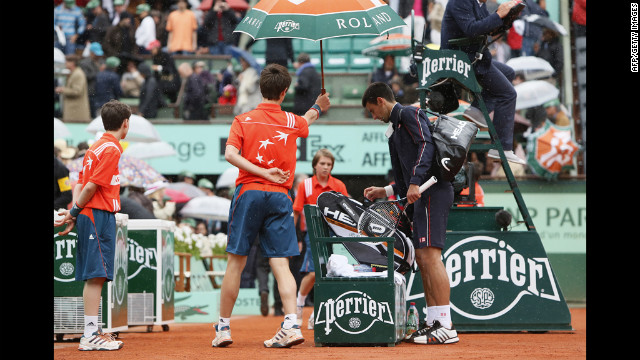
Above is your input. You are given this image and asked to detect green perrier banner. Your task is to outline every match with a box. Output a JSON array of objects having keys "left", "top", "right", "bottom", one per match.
[{"left": 405, "top": 231, "right": 572, "bottom": 331}]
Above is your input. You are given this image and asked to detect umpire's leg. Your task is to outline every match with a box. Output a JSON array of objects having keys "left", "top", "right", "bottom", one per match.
[{"left": 476, "top": 60, "right": 517, "bottom": 152}]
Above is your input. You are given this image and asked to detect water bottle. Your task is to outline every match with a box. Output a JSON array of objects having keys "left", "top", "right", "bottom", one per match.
[{"left": 406, "top": 302, "right": 419, "bottom": 337}]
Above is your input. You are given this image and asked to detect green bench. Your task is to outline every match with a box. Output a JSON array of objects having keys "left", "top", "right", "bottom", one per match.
[{"left": 303, "top": 204, "right": 407, "bottom": 346}]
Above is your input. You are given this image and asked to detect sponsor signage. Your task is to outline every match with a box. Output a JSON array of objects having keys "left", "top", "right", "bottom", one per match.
[{"left": 406, "top": 231, "right": 572, "bottom": 331}]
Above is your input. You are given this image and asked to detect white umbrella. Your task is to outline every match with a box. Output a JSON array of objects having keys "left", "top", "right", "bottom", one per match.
[
  {"left": 514, "top": 80, "right": 560, "bottom": 111},
  {"left": 179, "top": 195, "right": 231, "bottom": 221},
  {"left": 216, "top": 167, "right": 239, "bottom": 189},
  {"left": 54, "top": 47, "right": 65, "bottom": 64},
  {"left": 54, "top": 118, "right": 71, "bottom": 139},
  {"left": 506, "top": 56, "right": 555, "bottom": 81},
  {"left": 87, "top": 114, "right": 162, "bottom": 143},
  {"left": 124, "top": 141, "right": 177, "bottom": 160},
  {"left": 167, "top": 182, "right": 207, "bottom": 198}
]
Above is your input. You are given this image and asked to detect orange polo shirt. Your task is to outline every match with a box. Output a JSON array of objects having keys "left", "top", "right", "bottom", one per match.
[
  {"left": 293, "top": 175, "right": 349, "bottom": 231},
  {"left": 77, "top": 133, "right": 123, "bottom": 213},
  {"left": 227, "top": 103, "right": 309, "bottom": 194}
]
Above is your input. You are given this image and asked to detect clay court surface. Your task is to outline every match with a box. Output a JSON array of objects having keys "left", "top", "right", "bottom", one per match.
[{"left": 53, "top": 306, "right": 586, "bottom": 359}]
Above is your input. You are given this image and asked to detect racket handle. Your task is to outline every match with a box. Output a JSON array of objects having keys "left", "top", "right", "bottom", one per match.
[
  {"left": 338, "top": 198, "right": 360, "bottom": 223},
  {"left": 418, "top": 176, "right": 438, "bottom": 194}
]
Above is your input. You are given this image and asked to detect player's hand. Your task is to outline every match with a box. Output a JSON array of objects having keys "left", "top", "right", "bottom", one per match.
[
  {"left": 363, "top": 186, "right": 385, "bottom": 201},
  {"left": 54, "top": 209, "right": 76, "bottom": 236},
  {"left": 496, "top": 0, "right": 518, "bottom": 18},
  {"left": 265, "top": 168, "right": 290, "bottom": 184},
  {"left": 315, "top": 92, "right": 331, "bottom": 114},
  {"left": 406, "top": 184, "right": 421, "bottom": 204}
]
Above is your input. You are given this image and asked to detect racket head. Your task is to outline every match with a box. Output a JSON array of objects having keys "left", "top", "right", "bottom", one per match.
[{"left": 357, "top": 201, "right": 402, "bottom": 237}]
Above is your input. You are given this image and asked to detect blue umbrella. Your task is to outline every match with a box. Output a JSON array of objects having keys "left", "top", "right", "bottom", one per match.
[{"left": 229, "top": 46, "right": 262, "bottom": 73}]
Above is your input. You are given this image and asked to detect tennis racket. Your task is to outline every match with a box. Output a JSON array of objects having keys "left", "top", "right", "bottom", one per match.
[{"left": 357, "top": 176, "right": 438, "bottom": 237}]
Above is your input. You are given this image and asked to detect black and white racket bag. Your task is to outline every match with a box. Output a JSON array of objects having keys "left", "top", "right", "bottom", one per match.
[{"left": 315, "top": 191, "right": 415, "bottom": 274}]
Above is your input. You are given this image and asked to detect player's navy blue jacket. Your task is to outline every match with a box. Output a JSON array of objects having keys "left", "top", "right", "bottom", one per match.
[{"left": 387, "top": 103, "right": 435, "bottom": 198}]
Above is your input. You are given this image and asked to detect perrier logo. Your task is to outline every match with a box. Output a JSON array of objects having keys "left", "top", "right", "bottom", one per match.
[
  {"left": 441, "top": 235, "right": 561, "bottom": 320},
  {"left": 315, "top": 290, "right": 394, "bottom": 335}
]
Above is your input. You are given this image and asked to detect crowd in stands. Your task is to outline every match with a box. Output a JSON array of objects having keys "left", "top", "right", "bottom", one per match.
[{"left": 54, "top": 0, "right": 585, "bottom": 178}]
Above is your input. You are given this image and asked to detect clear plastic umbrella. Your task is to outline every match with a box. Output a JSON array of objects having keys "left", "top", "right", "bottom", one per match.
[
  {"left": 514, "top": 80, "right": 560, "bottom": 110},
  {"left": 87, "top": 114, "right": 162, "bottom": 143},
  {"left": 124, "top": 141, "right": 177, "bottom": 160},
  {"left": 179, "top": 195, "right": 232, "bottom": 221},
  {"left": 506, "top": 56, "right": 555, "bottom": 81}
]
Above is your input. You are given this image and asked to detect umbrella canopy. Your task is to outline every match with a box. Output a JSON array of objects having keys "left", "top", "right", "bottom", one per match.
[
  {"left": 361, "top": 33, "right": 412, "bottom": 58},
  {"left": 87, "top": 114, "right": 162, "bottom": 143},
  {"left": 234, "top": 0, "right": 406, "bottom": 92},
  {"left": 525, "top": 120, "right": 580, "bottom": 180},
  {"left": 164, "top": 188, "right": 192, "bottom": 203},
  {"left": 166, "top": 182, "right": 207, "bottom": 198},
  {"left": 179, "top": 195, "right": 232, "bottom": 221},
  {"left": 54, "top": 118, "right": 71, "bottom": 139},
  {"left": 506, "top": 56, "right": 555, "bottom": 81},
  {"left": 216, "top": 167, "right": 239, "bottom": 189},
  {"left": 229, "top": 46, "right": 262, "bottom": 73},
  {"left": 66, "top": 153, "right": 167, "bottom": 188},
  {"left": 124, "top": 141, "right": 177, "bottom": 160},
  {"left": 54, "top": 47, "right": 65, "bottom": 64},
  {"left": 522, "top": 14, "right": 567, "bottom": 36},
  {"left": 514, "top": 80, "right": 560, "bottom": 110}
]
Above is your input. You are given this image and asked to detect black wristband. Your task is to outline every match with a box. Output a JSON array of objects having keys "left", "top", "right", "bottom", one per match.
[
  {"left": 70, "top": 202, "right": 83, "bottom": 218},
  {"left": 311, "top": 104, "right": 322, "bottom": 117}
]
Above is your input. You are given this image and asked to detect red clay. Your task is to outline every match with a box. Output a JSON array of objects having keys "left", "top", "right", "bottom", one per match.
[{"left": 54, "top": 306, "right": 586, "bottom": 359}]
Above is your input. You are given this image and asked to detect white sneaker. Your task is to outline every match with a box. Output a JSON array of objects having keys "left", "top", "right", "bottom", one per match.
[
  {"left": 307, "top": 310, "right": 314, "bottom": 330},
  {"left": 487, "top": 149, "right": 527, "bottom": 165},
  {"left": 408, "top": 321, "right": 459, "bottom": 345},
  {"left": 78, "top": 331, "right": 123, "bottom": 351},
  {"left": 264, "top": 324, "right": 304, "bottom": 348},
  {"left": 211, "top": 324, "right": 233, "bottom": 347},
  {"left": 296, "top": 306, "right": 304, "bottom": 326}
]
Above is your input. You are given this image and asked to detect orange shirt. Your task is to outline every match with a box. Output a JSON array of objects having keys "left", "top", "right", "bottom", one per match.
[
  {"left": 458, "top": 182, "right": 484, "bottom": 207},
  {"left": 165, "top": 9, "right": 198, "bottom": 52},
  {"left": 293, "top": 175, "right": 349, "bottom": 232},
  {"left": 227, "top": 103, "right": 309, "bottom": 192},
  {"left": 77, "top": 133, "right": 123, "bottom": 213}
]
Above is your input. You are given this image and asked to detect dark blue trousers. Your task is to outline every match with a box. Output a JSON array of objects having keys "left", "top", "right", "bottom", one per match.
[{"left": 473, "top": 60, "right": 517, "bottom": 151}]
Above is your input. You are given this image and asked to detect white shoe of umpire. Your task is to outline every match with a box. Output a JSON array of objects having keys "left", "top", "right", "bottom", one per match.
[
  {"left": 78, "top": 331, "right": 123, "bottom": 351},
  {"left": 487, "top": 149, "right": 527, "bottom": 165},
  {"left": 307, "top": 310, "right": 314, "bottom": 330},
  {"left": 408, "top": 320, "right": 459, "bottom": 345}
]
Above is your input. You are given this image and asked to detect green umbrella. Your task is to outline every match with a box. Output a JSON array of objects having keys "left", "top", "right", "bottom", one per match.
[{"left": 234, "top": 0, "right": 407, "bottom": 93}]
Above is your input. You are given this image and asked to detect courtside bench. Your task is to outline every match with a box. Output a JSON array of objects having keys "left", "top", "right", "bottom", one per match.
[{"left": 303, "top": 204, "right": 406, "bottom": 347}]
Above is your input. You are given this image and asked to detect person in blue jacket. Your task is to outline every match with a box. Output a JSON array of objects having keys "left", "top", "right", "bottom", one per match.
[
  {"left": 440, "top": 0, "right": 526, "bottom": 165},
  {"left": 361, "top": 82, "right": 459, "bottom": 345}
]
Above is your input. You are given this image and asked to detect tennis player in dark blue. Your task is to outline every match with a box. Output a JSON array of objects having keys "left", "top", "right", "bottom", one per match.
[
  {"left": 362, "top": 82, "right": 458, "bottom": 345},
  {"left": 441, "top": 0, "right": 527, "bottom": 165}
]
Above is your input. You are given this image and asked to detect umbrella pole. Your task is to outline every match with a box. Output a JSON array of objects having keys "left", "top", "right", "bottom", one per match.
[{"left": 320, "top": 40, "right": 326, "bottom": 94}]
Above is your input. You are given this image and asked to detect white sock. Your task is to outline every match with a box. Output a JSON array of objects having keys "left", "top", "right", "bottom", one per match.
[
  {"left": 218, "top": 317, "right": 230, "bottom": 329},
  {"left": 84, "top": 315, "right": 99, "bottom": 337},
  {"left": 435, "top": 305, "right": 452, "bottom": 329},
  {"left": 283, "top": 313, "right": 297, "bottom": 329},
  {"left": 426, "top": 306, "right": 436, "bottom": 327},
  {"left": 296, "top": 293, "right": 307, "bottom": 307}
]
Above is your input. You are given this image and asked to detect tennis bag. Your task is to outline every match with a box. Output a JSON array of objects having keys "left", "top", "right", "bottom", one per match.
[
  {"left": 316, "top": 191, "right": 415, "bottom": 274},
  {"left": 430, "top": 113, "right": 478, "bottom": 182}
]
